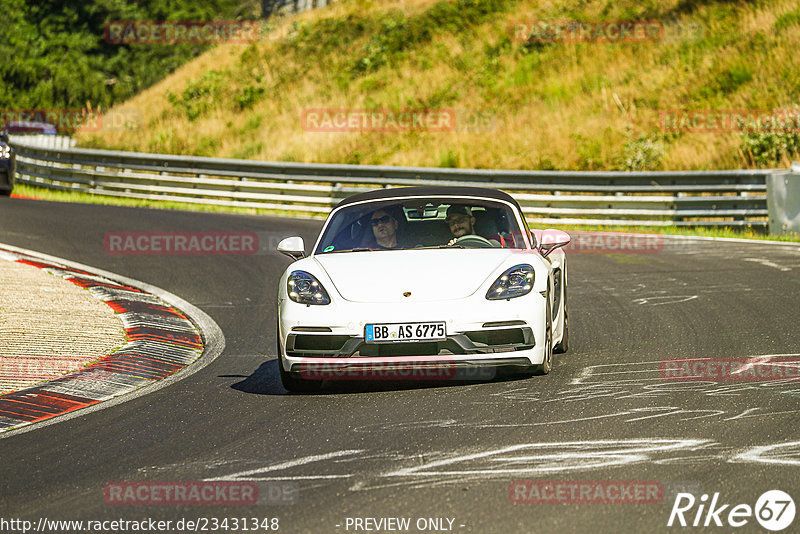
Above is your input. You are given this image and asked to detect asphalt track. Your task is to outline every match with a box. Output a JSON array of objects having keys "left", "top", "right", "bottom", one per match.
[{"left": 2, "top": 196, "right": 800, "bottom": 533}]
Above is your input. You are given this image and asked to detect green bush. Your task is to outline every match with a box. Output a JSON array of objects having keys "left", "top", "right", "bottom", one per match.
[
  {"left": 236, "top": 85, "right": 266, "bottom": 110},
  {"left": 438, "top": 149, "right": 460, "bottom": 168},
  {"left": 741, "top": 132, "right": 800, "bottom": 167},
  {"left": 618, "top": 135, "right": 664, "bottom": 171},
  {"left": 168, "top": 70, "right": 227, "bottom": 120},
  {"left": 716, "top": 63, "right": 753, "bottom": 94},
  {"left": 774, "top": 8, "right": 800, "bottom": 31}
]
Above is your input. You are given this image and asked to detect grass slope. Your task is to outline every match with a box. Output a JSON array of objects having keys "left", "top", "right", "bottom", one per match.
[{"left": 76, "top": 0, "right": 800, "bottom": 170}]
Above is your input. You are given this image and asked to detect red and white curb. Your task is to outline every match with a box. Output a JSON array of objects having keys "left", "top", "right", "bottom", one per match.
[{"left": 0, "top": 244, "right": 225, "bottom": 436}]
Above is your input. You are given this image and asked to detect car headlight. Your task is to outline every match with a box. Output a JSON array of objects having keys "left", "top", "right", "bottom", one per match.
[
  {"left": 287, "top": 270, "right": 330, "bottom": 305},
  {"left": 486, "top": 264, "right": 535, "bottom": 300},
  {"left": 0, "top": 146, "right": 10, "bottom": 159}
]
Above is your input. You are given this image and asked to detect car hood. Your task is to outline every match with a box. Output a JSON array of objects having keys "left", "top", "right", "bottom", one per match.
[{"left": 312, "top": 250, "right": 514, "bottom": 303}]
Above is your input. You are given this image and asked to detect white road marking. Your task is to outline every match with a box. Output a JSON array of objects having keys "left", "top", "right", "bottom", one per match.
[
  {"left": 571, "top": 355, "right": 800, "bottom": 386},
  {"left": 204, "top": 449, "right": 364, "bottom": 481},
  {"left": 571, "top": 359, "right": 692, "bottom": 385},
  {"left": 723, "top": 408, "right": 800, "bottom": 420},
  {"left": 743, "top": 257, "right": 792, "bottom": 271},
  {"left": 632, "top": 295, "right": 699, "bottom": 305},
  {"left": 384, "top": 439, "right": 711, "bottom": 477},
  {"left": 202, "top": 439, "right": 715, "bottom": 491},
  {"left": 730, "top": 441, "right": 800, "bottom": 466}
]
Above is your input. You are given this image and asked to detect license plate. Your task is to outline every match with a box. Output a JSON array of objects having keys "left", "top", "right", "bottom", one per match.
[{"left": 365, "top": 322, "right": 446, "bottom": 343}]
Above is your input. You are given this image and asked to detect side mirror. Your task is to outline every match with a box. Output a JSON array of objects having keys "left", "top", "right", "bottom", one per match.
[
  {"left": 538, "top": 229, "right": 571, "bottom": 258},
  {"left": 277, "top": 236, "right": 305, "bottom": 260},
  {"left": 0, "top": 132, "right": 8, "bottom": 143}
]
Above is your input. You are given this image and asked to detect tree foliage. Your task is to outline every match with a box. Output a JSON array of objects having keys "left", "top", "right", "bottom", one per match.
[{"left": 0, "top": 0, "right": 258, "bottom": 111}]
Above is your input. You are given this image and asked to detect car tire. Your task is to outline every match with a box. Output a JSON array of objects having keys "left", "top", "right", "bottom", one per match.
[
  {"left": 533, "top": 288, "right": 553, "bottom": 375},
  {"left": 276, "top": 321, "right": 323, "bottom": 393},
  {"left": 553, "top": 274, "right": 569, "bottom": 354},
  {"left": 278, "top": 362, "right": 323, "bottom": 393}
]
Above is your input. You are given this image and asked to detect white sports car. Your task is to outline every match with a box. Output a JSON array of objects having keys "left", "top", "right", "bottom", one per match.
[{"left": 275, "top": 186, "right": 570, "bottom": 392}]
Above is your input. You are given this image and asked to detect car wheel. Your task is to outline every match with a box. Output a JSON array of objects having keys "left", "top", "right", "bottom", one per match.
[
  {"left": 533, "top": 289, "right": 553, "bottom": 375},
  {"left": 276, "top": 320, "right": 323, "bottom": 393},
  {"left": 278, "top": 361, "right": 323, "bottom": 393},
  {"left": 553, "top": 275, "right": 569, "bottom": 354}
]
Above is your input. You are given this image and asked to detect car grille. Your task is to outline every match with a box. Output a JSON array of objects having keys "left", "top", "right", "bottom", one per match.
[
  {"left": 292, "top": 334, "right": 351, "bottom": 352},
  {"left": 285, "top": 327, "right": 534, "bottom": 358},
  {"left": 463, "top": 327, "right": 526, "bottom": 346}
]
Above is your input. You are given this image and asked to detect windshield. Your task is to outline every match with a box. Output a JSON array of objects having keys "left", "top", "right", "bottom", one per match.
[{"left": 313, "top": 197, "right": 528, "bottom": 254}]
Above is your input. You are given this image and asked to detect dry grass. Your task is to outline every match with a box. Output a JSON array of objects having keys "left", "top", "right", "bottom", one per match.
[{"left": 77, "top": 0, "right": 800, "bottom": 170}]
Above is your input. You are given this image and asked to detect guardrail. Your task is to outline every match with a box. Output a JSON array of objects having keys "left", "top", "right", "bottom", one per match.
[
  {"left": 7, "top": 134, "right": 75, "bottom": 150},
  {"left": 11, "top": 141, "right": 779, "bottom": 227}
]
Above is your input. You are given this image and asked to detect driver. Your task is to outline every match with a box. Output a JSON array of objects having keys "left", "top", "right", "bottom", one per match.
[
  {"left": 369, "top": 209, "right": 400, "bottom": 249},
  {"left": 445, "top": 205, "right": 500, "bottom": 247}
]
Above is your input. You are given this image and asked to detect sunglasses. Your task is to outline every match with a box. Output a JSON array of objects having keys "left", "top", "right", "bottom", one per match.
[{"left": 370, "top": 215, "right": 392, "bottom": 226}]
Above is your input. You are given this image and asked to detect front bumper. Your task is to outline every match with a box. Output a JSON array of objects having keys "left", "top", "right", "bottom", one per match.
[
  {"left": 279, "top": 333, "right": 541, "bottom": 379},
  {"left": 278, "top": 300, "right": 547, "bottom": 376},
  {"left": 285, "top": 327, "right": 534, "bottom": 357}
]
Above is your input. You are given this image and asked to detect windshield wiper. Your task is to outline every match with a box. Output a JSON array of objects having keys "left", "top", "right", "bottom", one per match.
[
  {"left": 408, "top": 245, "right": 466, "bottom": 250},
  {"left": 322, "top": 247, "right": 373, "bottom": 253}
]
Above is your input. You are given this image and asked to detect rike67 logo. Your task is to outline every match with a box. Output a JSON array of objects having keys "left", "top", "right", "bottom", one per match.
[{"left": 668, "top": 490, "right": 795, "bottom": 531}]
